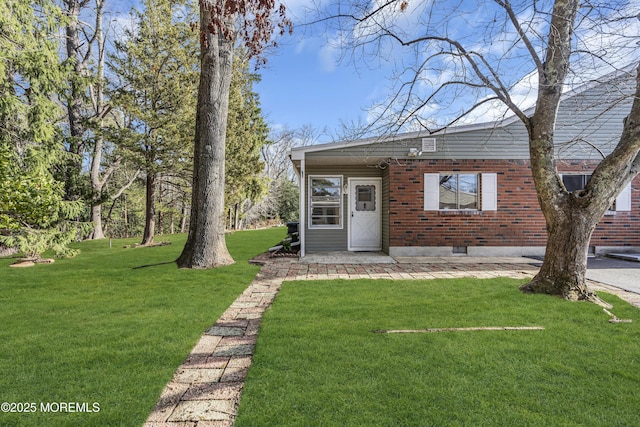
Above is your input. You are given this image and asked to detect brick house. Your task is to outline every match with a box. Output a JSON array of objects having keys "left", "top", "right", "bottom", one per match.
[{"left": 290, "top": 68, "right": 640, "bottom": 257}]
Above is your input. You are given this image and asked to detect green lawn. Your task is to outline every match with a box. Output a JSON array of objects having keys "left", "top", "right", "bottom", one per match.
[
  {"left": 0, "top": 227, "right": 284, "bottom": 426},
  {"left": 236, "top": 278, "right": 640, "bottom": 426}
]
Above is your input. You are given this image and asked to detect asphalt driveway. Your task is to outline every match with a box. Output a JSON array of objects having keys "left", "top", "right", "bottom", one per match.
[{"left": 587, "top": 256, "right": 640, "bottom": 294}]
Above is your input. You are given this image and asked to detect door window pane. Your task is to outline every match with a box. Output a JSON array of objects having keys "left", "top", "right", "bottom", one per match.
[
  {"left": 439, "top": 175, "right": 458, "bottom": 209},
  {"left": 356, "top": 185, "right": 375, "bottom": 211}
]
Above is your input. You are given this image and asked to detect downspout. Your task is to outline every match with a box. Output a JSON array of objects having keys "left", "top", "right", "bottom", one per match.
[{"left": 299, "top": 158, "right": 306, "bottom": 257}]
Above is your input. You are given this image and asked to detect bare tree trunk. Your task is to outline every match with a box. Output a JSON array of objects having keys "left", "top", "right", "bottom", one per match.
[
  {"left": 520, "top": 207, "right": 598, "bottom": 300},
  {"left": 88, "top": 0, "right": 109, "bottom": 239},
  {"left": 141, "top": 172, "right": 156, "bottom": 245},
  {"left": 62, "top": 0, "right": 86, "bottom": 201},
  {"left": 234, "top": 202, "right": 240, "bottom": 230},
  {"left": 63, "top": 0, "right": 110, "bottom": 239},
  {"left": 180, "top": 199, "right": 188, "bottom": 233},
  {"left": 89, "top": 191, "right": 104, "bottom": 240},
  {"left": 176, "top": 5, "right": 234, "bottom": 268},
  {"left": 90, "top": 204, "right": 105, "bottom": 239}
]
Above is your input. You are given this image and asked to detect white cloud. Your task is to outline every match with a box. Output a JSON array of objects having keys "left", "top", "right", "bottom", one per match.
[
  {"left": 317, "top": 31, "right": 347, "bottom": 72},
  {"left": 294, "top": 38, "right": 306, "bottom": 54},
  {"left": 318, "top": 42, "right": 338, "bottom": 72}
]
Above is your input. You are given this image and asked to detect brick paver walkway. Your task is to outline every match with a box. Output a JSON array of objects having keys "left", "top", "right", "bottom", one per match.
[{"left": 144, "top": 257, "right": 640, "bottom": 426}]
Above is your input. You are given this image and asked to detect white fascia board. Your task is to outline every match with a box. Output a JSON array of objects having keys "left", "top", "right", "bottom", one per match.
[{"left": 290, "top": 149, "right": 306, "bottom": 161}]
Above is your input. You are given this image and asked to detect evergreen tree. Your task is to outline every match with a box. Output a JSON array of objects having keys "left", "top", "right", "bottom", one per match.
[
  {"left": 109, "top": 0, "right": 198, "bottom": 245},
  {"left": 225, "top": 51, "right": 270, "bottom": 229},
  {"left": 0, "top": 0, "right": 86, "bottom": 259}
]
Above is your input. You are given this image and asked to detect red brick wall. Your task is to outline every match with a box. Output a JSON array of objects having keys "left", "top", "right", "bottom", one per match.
[{"left": 388, "top": 159, "right": 640, "bottom": 248}]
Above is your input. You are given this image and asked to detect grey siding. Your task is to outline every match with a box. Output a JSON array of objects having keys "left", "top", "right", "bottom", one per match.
[
  {"left": 304, "top": 72, "right": 634, "bottom": 162},
  {"left": 552, "top": 75, "right": 634, "bottom": 159},
  {"left": 304, "top": 128, "right": 529, "bottom": 161},
  {"left": 305, "top": 165, "right": 383, "bottom": 253}
]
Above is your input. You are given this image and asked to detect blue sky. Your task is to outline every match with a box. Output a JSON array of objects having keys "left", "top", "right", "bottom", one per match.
[
  {"left": 255, "top": 28, "right": 392, "bottom": 140},
  {"left": 111, "top": 0, "right": 639, "bottom": 142},
  {"left": 254, "top": 0, "right": 640, "bottom": 142}
]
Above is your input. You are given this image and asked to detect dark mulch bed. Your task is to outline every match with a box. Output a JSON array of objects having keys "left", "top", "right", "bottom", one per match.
[{"left": 249, "top": 251, "right": 299, "bottom": 265}]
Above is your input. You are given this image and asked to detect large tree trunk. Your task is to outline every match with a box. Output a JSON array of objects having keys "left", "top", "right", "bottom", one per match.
[
  {"left": 176, "top": 5, "right": 234, "bottom": 268},
  {"left": 141, "top": 172, "right": 156, "bottom": 245},
  {"left": 520, "top": 206, "right": 598, "bottom": 300}
]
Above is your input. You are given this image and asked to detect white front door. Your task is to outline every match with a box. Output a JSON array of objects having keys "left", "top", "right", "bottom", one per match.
[{"left": 348, "top": 178, "right": 382, "bottom": 251}]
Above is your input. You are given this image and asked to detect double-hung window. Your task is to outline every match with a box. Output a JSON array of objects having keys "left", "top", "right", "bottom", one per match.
[
  {"left": 309, "top": 176, "right": 342, "bottom": 227},
  {"left": 439, "top": 174, "right": 478, "bottom": 210}
]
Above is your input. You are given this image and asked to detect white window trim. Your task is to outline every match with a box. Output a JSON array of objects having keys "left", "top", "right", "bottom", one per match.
[
  {"left": 308, "top": 175, "right": 344, "bottom": 229},
  {"left": 424, "top": 172, "right": 496, "bottom": 211}
]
